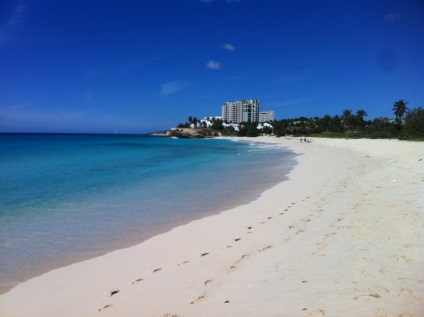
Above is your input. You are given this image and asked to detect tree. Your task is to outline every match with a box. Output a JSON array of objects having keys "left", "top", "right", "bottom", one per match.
[
  {"left": 212, "top": 119, "right": 224, "bottom": 130},
  {"left": 262, "top": 125, "right": 273, "bottom": 135},
  {"left": 342, "top": 109, "right": 352, "bottom": 119},
  {"left": 342, "top": 109, "right": 353, "bottom": 130},
  {"left": 238, "top": 122, "right": 259, "bottom": 137},
  {"left": 331, "top": 115, "right": 342, "bottom": 133},
  {"left": 356, "top": 109, "right": 368, "bottom": 130},
  {"left": 403, "top": 107, "right": 424, "bottom": 138},
  {"left": 392, "top": 99, "right": 410, "bottom": 120},
  {"left": 322, "top": 114, "right": 332, "bottom": 132},
  {"left": 188, "top": 116, "right": 193, "bottom": 124}
]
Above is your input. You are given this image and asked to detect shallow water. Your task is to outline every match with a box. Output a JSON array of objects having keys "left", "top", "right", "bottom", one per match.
[{"left": 0, "top": 134, "right": 296, "bottom": 293}]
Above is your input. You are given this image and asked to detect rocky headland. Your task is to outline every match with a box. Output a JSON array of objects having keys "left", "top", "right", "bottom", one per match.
[{"left": 167, "top": 128, "right": 221, "bottom": 138}]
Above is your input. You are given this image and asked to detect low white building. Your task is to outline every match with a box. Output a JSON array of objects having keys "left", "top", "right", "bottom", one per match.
[
  {"left": 222, "top": 123, "right": 240, "bottom": 131},
  {"left": 259, "top": 111, "right": 275, "bottom": 122},
  {"left": 257, "top": 122, "right": 273, "bottom": 132}
]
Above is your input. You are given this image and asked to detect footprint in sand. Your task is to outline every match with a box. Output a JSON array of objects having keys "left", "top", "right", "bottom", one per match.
[
  {"left": 190, "top": 292, "right": 207, "bottom": 304},
  {"left": 316, "top": 242, "right": 327, "bottom": 250},
  {"left": 259, "top": 245, "right": 272, "bottom": 252},
  {"left": 399, "top": 288, "right": 420, "bottom": 303},
  {"left": 201, "top": 253, "right": 209, "bottom": 257},
  {"left": 98, "top": 304, "right": 112, "bottom": 312},
  {"left": 228, "top": 254, "right": 250, "bottom": 272},
  {"left": 153, "top": 268, "right": 162, "bottom": 273},
  {"left": 110, "top": 289, "right": 119, "bottom": 296},
  {"left": 131, "top": 278, "right": 143, "bottom": 284},
  {"left": 374, "top": 308, "right": 386, "bottom": 317},
  {"left": 398, "top": 277, "right": 424, "bottom": 284},
  {"left": 204, "top": 279, "right": 213, "bottom": 286},
  {"left": 228, "top": 265, "right": 237, "bottom": 271},
  {"left": 354, "top": 293, "right": 381, "bottom": 300},
  {"left": 379, "top": 268, "right": 390, "bottom": 277},
  {"left": 307, "top": 309, "right": 326, "bottom": 316}
]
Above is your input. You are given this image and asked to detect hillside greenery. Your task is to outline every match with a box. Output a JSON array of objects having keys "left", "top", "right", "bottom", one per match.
[{"left": 178, "top": 100, "right": 424, "bottom": 140}]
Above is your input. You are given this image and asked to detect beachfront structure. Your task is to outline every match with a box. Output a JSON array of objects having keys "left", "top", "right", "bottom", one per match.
[
  {"left": 222, "top": 99, "right": 259, "bottom": 123},
  {"left": 190, "top": 116, "right": 222, "bottom": 129},
  {"left": 259, "top": 111, "right": 275, "bottom": 122}
]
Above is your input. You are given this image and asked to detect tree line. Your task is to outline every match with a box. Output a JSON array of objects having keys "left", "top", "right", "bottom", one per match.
[{"left": 178, "top": 100, "right": 424, "bottom": 140}]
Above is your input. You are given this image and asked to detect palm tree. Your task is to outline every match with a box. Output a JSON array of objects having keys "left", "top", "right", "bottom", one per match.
[
  {"left": 322, "top": 114, "right": 331, "bottom": 132},
  {"left": 392, "top": 99, "right": 410, "bottom": 120},
  {"left": 342, "top": 109, "right": 352, "bottom": 118},
  {"left": 342, "top": 109, "right": 353, "bottom": 130},
  {"left": 356, "top": 109, "right": 367, "bottom": 121},
  {"left": 331, "top": 115, "right": 342, "bottom": 132},
  {"left": 356, "top": 109, "right": 368, "bottom": 130}
]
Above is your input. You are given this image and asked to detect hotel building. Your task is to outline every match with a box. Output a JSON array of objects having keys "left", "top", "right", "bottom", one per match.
[
  {"left": 259, "top": 110, "right": 275, "bottom": 122},
  {"left": 222, "top": 99, "right": 259, "bottom": 123}
]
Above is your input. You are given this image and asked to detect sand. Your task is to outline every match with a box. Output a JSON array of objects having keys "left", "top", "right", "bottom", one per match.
[{"left": 0, "top": 137, "right": 423, "bottom": 317}]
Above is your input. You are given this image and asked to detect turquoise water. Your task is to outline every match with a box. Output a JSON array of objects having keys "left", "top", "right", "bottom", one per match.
[{"left": 0, "top": 133, "right": 296, "bottom": 292}]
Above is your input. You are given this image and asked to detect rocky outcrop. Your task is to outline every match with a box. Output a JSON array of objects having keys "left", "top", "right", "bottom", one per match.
[{"left": 168, "top": 128, "right": 221, "bottom": 139}]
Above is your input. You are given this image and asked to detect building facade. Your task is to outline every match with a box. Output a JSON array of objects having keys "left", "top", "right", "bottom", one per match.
[
  {"left": 259, "top": 110, "right": 275, "bottom": 122},
  {"left": 222, "top": 99, "right": 259, "bottom": 123}
]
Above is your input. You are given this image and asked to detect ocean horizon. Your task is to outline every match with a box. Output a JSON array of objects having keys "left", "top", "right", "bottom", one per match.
[{"left": 0, "top": 133, "right": 296, "bottom": 293}]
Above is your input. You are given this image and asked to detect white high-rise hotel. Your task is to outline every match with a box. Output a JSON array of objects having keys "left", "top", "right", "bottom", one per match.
[
  {"left": 222, "top": 99, "right": 274, "bottom": 123},
  {"left": 222, "top": 99, "right": 259, "bottom": 123}
]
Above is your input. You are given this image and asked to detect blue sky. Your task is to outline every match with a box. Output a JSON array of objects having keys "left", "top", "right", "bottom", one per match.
[{"left": 1, "top": 0, "right": 423, "bottom": 133}]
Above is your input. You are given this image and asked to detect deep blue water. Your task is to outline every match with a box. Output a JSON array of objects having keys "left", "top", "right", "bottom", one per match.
[{"left": 0, "top": 133, "right": 296, "bottom": 292}]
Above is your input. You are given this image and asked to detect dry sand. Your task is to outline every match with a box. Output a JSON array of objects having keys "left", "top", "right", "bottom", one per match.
[{"left": 0, "top": 137, "right": 423, "bottom": 317}]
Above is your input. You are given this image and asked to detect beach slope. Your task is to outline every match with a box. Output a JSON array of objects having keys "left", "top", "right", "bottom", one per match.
[{"left": 0, "top": 137, "right": 423, "bottom": 317}]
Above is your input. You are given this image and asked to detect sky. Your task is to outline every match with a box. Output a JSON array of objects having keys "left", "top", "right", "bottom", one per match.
[{"left": 1, "top": 0, "right": 423, "bottom": 133}]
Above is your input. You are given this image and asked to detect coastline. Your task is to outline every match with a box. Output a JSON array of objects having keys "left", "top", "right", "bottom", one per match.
[
  {"left": 0, "top": 135, "right": 295, "bottom": 295},
  {"left": 0, "top": 137, "right": 423, "bottom": 316}
]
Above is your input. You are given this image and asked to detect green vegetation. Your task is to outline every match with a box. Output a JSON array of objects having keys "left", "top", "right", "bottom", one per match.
[
  {"left": 401, "top": 107, "right": 424, "bottom": 140},
  {"left": 179, "top": 100, "right": 423, "bottom": 140}
]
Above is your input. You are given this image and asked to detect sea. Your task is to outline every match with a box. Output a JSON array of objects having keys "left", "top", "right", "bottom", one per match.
[{"left": 0, "top": 133, "right": 296, "bottom": 293}]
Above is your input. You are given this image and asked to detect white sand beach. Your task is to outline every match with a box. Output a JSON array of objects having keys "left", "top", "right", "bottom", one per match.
[{"left": 0, "top": 137, "right": 423, "bottom": 317}]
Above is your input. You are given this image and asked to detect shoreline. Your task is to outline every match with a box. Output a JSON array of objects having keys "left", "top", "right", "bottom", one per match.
[
  {"left": 0, "top": 136, "right": 296, "bottom": 295},
  {"left": 0, "top": 137, "right": 423, "bottom": 316}
]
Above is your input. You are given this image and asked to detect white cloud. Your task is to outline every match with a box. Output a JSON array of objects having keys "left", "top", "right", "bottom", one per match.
[
  {"left": 205, "top": 60, "right": 222, "bottom": 70},
  {"left": 223, "top": 43, "right": 235, "bottom": 51},
  {"left": 160, "top": 81, "right": 188, "bottom": 96}
]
